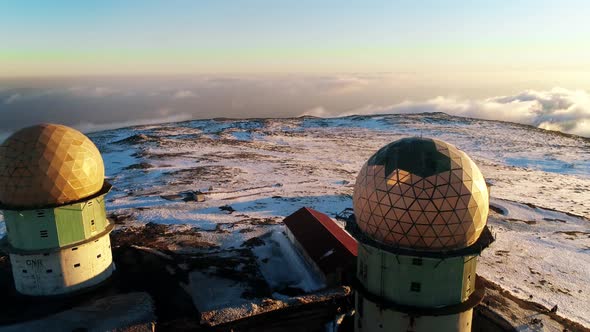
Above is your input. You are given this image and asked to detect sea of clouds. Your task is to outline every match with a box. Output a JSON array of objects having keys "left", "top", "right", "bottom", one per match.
[
  {"left": 1, "top": 76, "right": 589, "bottom": 138},
  {"left": 307, "top": 87, "right": 590, "bottom": 138}
]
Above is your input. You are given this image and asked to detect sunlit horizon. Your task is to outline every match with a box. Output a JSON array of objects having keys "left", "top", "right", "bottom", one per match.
[{"left": 1, "top": 1, "right": 590, "bottom": 137}]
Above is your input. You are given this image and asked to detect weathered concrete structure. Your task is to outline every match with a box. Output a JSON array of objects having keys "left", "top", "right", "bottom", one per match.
[
  {"left": 348, "top": 137, "right": 494, "bottom": 332},
  {"left": 0, "top": 124, "right": 115, "bottom": 296}
]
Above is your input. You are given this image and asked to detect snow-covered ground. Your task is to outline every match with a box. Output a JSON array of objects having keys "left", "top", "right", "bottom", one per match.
[
  {"left": 482, "top": 198, "right": 590, "bottom": 327},
  {"left": 1, "top": 112, "right": 589, "bottom": 327}
]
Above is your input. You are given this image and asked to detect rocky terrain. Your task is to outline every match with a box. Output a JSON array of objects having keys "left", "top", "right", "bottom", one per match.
[{"left": 0, "top": 112, "right": 589, "bottom": 331}]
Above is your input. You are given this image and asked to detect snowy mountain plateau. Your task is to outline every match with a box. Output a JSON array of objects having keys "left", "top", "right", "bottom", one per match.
[{"left": 1, "top": 112, "right": 588, "bottom": 329}]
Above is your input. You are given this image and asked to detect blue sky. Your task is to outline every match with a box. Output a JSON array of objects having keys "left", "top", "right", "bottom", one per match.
[{"left": 2, "top": 0, "right": 589, "bottom": 76}]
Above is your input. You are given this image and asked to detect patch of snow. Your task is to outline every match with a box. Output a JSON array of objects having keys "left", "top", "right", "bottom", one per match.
[
  {"left": 189, "top": 271, "right": 250, "bottom": 312},
  {"left": 253, "top": 231, "right": 325, "bottom": 293},
  {"left": 481, "top": 199, "right": 590, "bottom": 327}
]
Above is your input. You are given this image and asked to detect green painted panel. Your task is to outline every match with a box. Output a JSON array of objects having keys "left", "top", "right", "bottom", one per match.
[
  {"left": 461, "top": 256, "right": 477, "bottom": 301},
  {"left": 4, "top": 209, "right": 60, "bottom": 250},
  {"left": 54, "top": 195, "right": 110, "bottom": 245},
  {"left": 2, "top": 194, "right": 110, "bottom": 250},
  {"left": 358, "top": 244, "right": 476, "bottom": 307},
  {"left": 94, "top": 197, "right": 108, "bottom": 230},
  {"left": 54, "top": 202, "right": 87, "bottom": 246},
  {"left": 85, "top": 199, "right": 97, "bottom": 236},
  {"left": 357, "top": 295, "right": 474, "bottom": 332}
]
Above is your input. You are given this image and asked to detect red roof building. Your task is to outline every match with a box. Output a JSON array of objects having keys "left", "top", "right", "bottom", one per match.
[{"left": 283, "top": 207, "right": 358, "bottom": 287}]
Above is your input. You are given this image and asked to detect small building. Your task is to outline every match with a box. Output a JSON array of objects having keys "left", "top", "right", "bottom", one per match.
[{"left": 283, "top": 207, "right": 357, "bottom": 288}]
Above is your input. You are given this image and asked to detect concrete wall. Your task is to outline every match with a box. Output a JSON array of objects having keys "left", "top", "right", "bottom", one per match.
[
  {"left": 9, "top": 233, "right": 115, "bottom": 296},
  {"left": 357, "top": 243, "right": 477, "bottom": 307},
  {"left": 355, "top": 295, "right": 473, "bottom": 332},
  {"left": 355, "top": 243, "right": 478, "bottom": 332},
  {"left": 0, "top": 292, "right": 155, "bottom": 332}
]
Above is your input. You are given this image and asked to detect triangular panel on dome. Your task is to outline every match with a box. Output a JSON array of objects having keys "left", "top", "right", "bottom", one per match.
[
  {"left": 423, "top": 236, "right": 437, "bottom": 247},
  {"left": 412, "top": 200, "right": 427, "bottom": 213},
  {"left": 400, "top": 195, "right": 414, "bottom": 210},
  {"left": 383, "top": 207, "right": 397, "bottom": 223},
  {"left": 391, "top": 222, "right": 404, "bottom": 235},
  {"left": 389, "top": 207, "right": 404, "bottom": 221},
  {"left": 462, "top": 168, "right": 473, "bottom": 181},
  {"left": 375, "top": 189, "right": 389, "bottom": 205},
  {"left": 388, "top": 179, "right": 404, "bottom": 194},
  {"left": 407, "top": 210, "right": 422, "bottom": 223},
  {"left": 447, "top": 223, "right": 462, "bottom": 236},
  {"left": 398, "top": 182, "right": 413, "bottom": 196},
  {"left": 418, "top": 187, "right": 434, "bottom": 200},
  {"left": 397, "top": 211, "right": 412, "bottom": 224},
  {"left": 451, "top": 169, "right": 464, "bottom": 182},
  {"left": 454, "top": 209, "right": 469, "bottom": 223},
  {"left": 422, "top": 210, "right": 437, "bottom": 223},
  {"left": 387, "top": 192, "right": 404, "bottom": 208},
  {"left": 400, "top": 222, "right": 414, "bottom": 234},
  {"left": 378, "top": 204, "right": 392, "bottom": 219},
  {"left": 455, "top": 196, "right": 468, "bottom": 210},
  {"left": 414, "top": 223, "right": 431, "bottom": 236}
]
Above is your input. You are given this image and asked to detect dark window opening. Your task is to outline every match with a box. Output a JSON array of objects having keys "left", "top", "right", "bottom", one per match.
[
  {"left": 358, "top": 295, "right": 364, "bottom": 316},
  {"left": 40, "top": 230, "right": 49, "bottom": 238},
  {"left": 88, "top": 201, "right": 93, "bottom": 206},
  {"left": 72, "top": 247, "right": 78, "bottom": 251},
  {"left": 90, "top": 220, "right": 95, "bottom": 225},
  {"left": 36, "top": 210, "right": 45, "bottom": 218},
  {"left": 43, "top": 253, "right": 50, "bottom": 256},
  {"left": 97, "top": 254, "right": 102, "bottom": 259},
  {"left": 360, "top": 263, "right": 368, "bottom": 282},
  {"left": 357, "top": 295, "right": 364, "bottom": 328},
  {"left": 410, "top": 282, "right": 421, "bottom": 292},
  {"left": 46, "top": 269, "right": 52, "bottom": 273},
  {"left": 74, "top": 263, "right": 81, "bottom": 268},
  {"left": 412, "top": 258, "right": 423, "bottom": 266},
  {"left": 22, "top": 269, "right": 27, "bottom": 274}
]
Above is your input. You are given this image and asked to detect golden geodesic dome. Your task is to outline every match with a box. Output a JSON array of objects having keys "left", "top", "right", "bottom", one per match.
[
  {"left": 0, "top": 124, "right": 105, "bottom": 208},
  {"left": 352, "top": 137, "right": 489, "bottom": 251}
]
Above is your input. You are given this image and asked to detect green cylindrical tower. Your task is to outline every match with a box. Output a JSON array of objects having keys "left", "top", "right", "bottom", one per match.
[
  {"left": 0, "top": 124, "right": 115, "bottom": 296},
  {"left": 348, "top": 137, "right": 494, "bottom": 332}
]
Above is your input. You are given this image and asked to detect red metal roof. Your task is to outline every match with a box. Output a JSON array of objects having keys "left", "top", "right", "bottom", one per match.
[
  {"left": 302, "top": 207, "right": 358, "bottom": 256},
  {"left": 283, "top": 207, "right": 358, "bottom": 276}
]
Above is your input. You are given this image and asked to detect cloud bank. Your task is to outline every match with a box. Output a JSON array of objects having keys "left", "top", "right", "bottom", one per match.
[
  {"left": 1, "top": 75, "right": 589, "bottom": 138},
  {"left": 306, "top": 87, "right": 590, "bottom": 137},
  {"left": 0, "top": 75, "right": 386, "bottom": 137}
]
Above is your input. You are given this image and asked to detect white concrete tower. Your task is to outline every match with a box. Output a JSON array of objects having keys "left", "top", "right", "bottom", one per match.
[
  {"left": 0, "top": 124, "right": 115, "bottom": 296},
  {"left": 348, "top": 137, "right": 494, "bottom": 332}
]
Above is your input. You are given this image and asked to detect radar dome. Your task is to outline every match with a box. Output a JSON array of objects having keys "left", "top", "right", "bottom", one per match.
[
  {"left": 352, "top": 137, "right": 489, "bottom": 251},
  {"left": 0, "top": 124, "right": 105, "bottom": 207}
]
